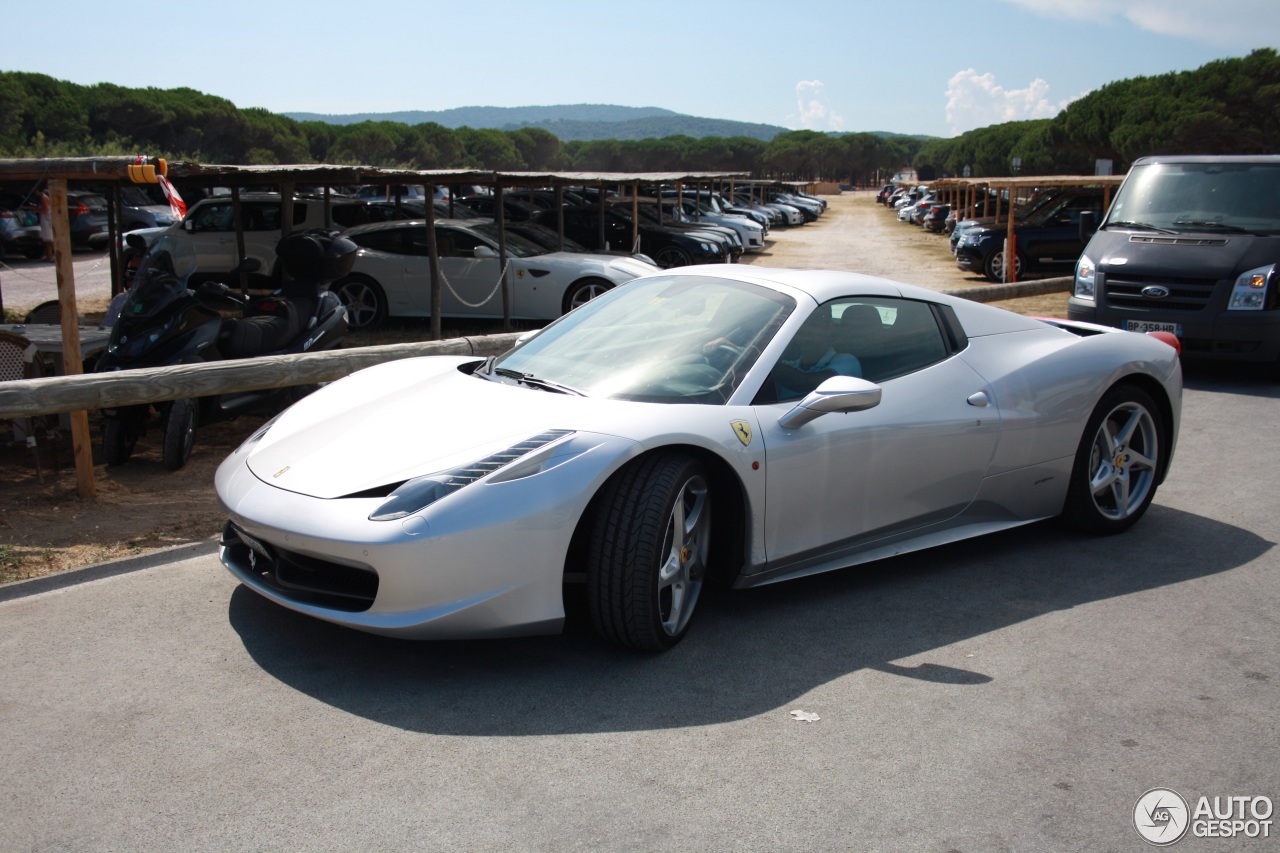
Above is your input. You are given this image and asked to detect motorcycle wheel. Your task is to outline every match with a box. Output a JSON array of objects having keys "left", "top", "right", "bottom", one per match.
[
  {"left": 161, "top": 399, "right": 198, "bottom": 471},
  {"left": 102, "top": 415, "right": 139, "bottom": 467}
]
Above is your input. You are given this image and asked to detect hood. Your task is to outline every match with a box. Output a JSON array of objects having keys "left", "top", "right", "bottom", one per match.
[
  {"left": 1094, "top": 231, "right": 1280, "bottom": 280},
  {"left": 246, "top": 357, "right": 606, "bottom": 499}
]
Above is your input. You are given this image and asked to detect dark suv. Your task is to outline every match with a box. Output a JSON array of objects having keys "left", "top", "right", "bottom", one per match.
[{"left": 954, "top": 188, "right": 1106, "bottom": 282}]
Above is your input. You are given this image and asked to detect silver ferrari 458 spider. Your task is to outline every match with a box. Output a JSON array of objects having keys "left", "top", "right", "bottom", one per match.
[{"left": 216, "top": 266, "right": 1182, "bottom": 650}]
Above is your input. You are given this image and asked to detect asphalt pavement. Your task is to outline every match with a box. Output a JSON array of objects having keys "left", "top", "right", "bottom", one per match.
[{"left": 1, "top": 361, "right": 1276, "bottom": 852}]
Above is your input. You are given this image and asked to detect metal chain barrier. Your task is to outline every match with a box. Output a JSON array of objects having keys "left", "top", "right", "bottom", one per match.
[
  {"left": 0, "top": 252, "right": 113, "bottom": 284},
  {"left": 439, "top": 260, "right": 508, "bottom": 309}
]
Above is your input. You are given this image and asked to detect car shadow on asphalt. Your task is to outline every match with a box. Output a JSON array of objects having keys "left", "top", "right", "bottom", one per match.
[{"left": 227, "top": 505, "right": 1271, "bottom": 735}]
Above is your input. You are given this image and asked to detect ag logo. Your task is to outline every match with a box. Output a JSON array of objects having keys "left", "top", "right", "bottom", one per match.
[
  {"left": 731, "top": 420, "right": 752, "bottom": 447},
  {"left": 1134, "top": 788, "right": 1190, "bottom": 845}
]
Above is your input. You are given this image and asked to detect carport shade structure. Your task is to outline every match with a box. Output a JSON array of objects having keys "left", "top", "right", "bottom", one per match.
[
  {"left": 0, "top": 158, "right": 749, "bottom": 499},
  {"left": 928, "top": 174, "right": 1124, "bottom": 282}
]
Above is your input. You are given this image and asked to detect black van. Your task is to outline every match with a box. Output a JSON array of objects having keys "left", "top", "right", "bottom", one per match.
[{"left": 1067, "top": 155, "right": 1280, "bottom": 363}]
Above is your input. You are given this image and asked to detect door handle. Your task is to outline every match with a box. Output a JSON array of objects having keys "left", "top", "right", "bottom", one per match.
[{"left": 966, "top": 391, "right": 989, "bottom": 407}]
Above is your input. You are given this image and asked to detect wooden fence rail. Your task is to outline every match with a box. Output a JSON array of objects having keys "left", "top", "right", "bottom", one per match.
[{"left": 0, "top": 333, "right": 526, "bottom": 419}]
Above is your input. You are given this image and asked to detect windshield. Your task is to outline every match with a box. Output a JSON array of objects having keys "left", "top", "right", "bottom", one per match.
[
  {"left": 491, "top": 274, "right": 795, "bottom": 404},
  {"left": 1105, "top": 162, "right": 1280, "bottom": 235},
  {"left": 119, "top": 233, "right": 198, "bottom": 321},
  {"left": 464, "top": 221, "right": 545, "bottom": 257}
]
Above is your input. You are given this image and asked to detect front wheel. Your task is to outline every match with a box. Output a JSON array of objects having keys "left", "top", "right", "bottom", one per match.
[
  {"left": 562, "top": 278, "right": 613, "bottom": 314},
  {"left": 654, "top": 246, "right": 693, "bottom": 269},
  {"left": 983, "top": 247, "right": 1025, "bottom": 282},
  {"left": 334, "top": 275, "right": 388, "bottom": 332},
  {"left": 161, "top": 398, "right": 198, "bottom": 471},
  {"left": 587, "top": 453, "right": 712, "bottom": 651},
  {"left": 1062, "top": 385, "right": 1164, "bottom": 534}
]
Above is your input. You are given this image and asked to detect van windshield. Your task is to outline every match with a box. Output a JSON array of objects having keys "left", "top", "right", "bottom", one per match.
[{"left": 1105, "top": 162, "right": 1280, "bottom": 235}]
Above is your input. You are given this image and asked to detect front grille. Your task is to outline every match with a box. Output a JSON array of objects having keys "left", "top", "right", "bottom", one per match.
[
  {"left": 1102, "top": 272, "right": 1219, "bottom": 313},
  {"left": 222, "top": 521, "right": 378, "bottom": 612}
]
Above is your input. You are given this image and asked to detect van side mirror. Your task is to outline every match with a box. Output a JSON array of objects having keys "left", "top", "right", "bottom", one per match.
[{"left": 1079, "top": 210, "right": 1097, "bottom": 241}]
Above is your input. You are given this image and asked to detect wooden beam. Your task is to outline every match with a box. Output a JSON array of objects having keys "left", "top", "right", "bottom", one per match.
[{"left": 0, "top": 334, "right": 526, "bottom": 420}]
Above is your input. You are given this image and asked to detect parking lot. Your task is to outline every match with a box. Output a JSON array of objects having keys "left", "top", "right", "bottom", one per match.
[{"left": 1, "top": 194, "right": 1277, "bottom": 851}]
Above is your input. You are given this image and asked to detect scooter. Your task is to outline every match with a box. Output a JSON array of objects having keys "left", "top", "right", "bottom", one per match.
[{"left": 97, "top": 229, "right": 355, "bottom": 470}]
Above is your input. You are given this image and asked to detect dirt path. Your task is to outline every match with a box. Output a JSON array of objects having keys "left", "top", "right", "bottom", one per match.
[{"left": 0, "top": 192, "right": 1070, "bottom": 584}]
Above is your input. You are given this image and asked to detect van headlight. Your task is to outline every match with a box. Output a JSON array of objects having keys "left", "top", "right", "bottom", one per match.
[
  {"left": 1074, "top": 255, "right": 1096, "bottom": 300},
  {"left": 1227, "top": 263, "right": 1275, "bottom": 310}
]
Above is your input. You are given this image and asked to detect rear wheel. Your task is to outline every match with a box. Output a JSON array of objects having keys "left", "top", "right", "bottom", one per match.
[
  {"left": 587, "top": 453, "right": 711, "bottom": 651},
  {"left": 562, "top": 278, "right": 613, "bottom": 314},
  {"left": 102, "top": 414, "right": 140, "bottom": 466},
  {"left": 161, "top": 398, "right": 198, "bottom": 471},
  {"left": 1062, "top": 385, "right": 1163, "bottom": 534},
  {"left": 334, "top": 275, "right": 388, "bottom": 331}
]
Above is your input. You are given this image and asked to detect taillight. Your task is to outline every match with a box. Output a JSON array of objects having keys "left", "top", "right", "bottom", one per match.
[
  {"left": 69, "top": 200, "right": 89, "bottom": 216},
  {"left": 1146, "top": 331, "right": 1182, "bottom": 356},
  {"left": 0, "top": 210, "right": 13, "bottom": 219}
]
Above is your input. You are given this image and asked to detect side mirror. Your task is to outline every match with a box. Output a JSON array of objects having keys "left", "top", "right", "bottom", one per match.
[
  {"left": 183, "top": 219, "right": 195, "bottom": 233},
  {"left": 473, "top": 245, "right": 499, "bottom": 259},
  {"left": 779, "top": 376, "right": 882, "bottom": 429},
  {"left": 197, "top": 281, "right": 230, "bottom": 299},
  {"left": 236, "top": 257, "right": 262, "bottom": 274},
  {"left": 1079, "top": 210, "right": 1097, "bottom": 241}
]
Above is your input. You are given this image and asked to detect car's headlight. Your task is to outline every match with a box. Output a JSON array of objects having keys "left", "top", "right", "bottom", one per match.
[
  {"left": 369, "top": 430, "right": 573, "bottom": 521},
  {"left": 1227, "top": 263, "right": 1275, "bottom": 310},
  {"left": 701, "top": 242, "right": 716, "bottom": 253},
  {"left": 1074, "top": 254, "right": 1096, "bottom": 300}
]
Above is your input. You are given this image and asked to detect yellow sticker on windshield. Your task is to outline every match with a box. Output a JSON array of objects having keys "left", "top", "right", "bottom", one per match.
[{"left": 732, "top": 420, "right": 752, "bottom": 447}]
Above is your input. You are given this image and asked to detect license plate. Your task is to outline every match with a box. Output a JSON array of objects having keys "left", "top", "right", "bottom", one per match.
[{"left": 1125, "top": 319, "right": 1182, "bottom": 336}]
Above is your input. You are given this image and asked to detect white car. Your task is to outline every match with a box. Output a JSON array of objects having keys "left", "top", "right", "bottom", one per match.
[
  {"left": 217, "top": 266, "right": 1182, "bottom": 651},
  {"left": 334, "top": 219, "right": 660, "bottom": 329},
  {"left": 161, "top": 192, "right": 369, "bottom": 283}
]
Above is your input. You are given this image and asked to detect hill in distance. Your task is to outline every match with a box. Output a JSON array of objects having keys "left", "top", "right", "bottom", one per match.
[{"left": 285, "top": 103, "right": 792, "bottom": 141}]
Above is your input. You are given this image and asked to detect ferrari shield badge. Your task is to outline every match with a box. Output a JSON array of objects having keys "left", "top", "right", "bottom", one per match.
[{"left": 731, "top": 420, "right": 752, "bottom": 447}]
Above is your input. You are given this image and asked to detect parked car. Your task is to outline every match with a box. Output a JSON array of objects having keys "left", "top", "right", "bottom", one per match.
[
  {"left": 66, "top": 190, "right": 111, "bottom": 249},
  {"left": 332, "top": 218, "right": 659, "bottom": 329},
  {"left": 215, "top": 265, "right": 1182, "bottom": 650},
  {"left": 116, "top": 185, "right": 179, "bottom": 232},
  {"left": 159, "top": 192, "right": 370, "bottom": 285},
  {"left": 627, "top": 202, "right": 744, "bottom": 261},
  {"left": 955, "top": 189, "right": 1106, "bottom": 282},
  {"left": 923, "top": 204, "right": 951, "bottom": 232},
  {"left": 535, "top": 206, "right": 727, "bottom": 268},
  {"left": 0, "top": 190, "right": 42, "bottom": 258},
  {"left": 1068, "top": 154, "right": 1280, "bottom": 364}
]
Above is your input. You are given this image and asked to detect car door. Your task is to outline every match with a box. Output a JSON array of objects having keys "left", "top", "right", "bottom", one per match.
[
  {"left": 435, "top": 225, "right": 504, "bottom": 317},
  {"left": 754, "top": 296, "right": 1000, "bottom": 572}
]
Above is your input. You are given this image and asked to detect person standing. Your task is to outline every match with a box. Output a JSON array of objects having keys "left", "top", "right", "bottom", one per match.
[{"left": 36, "top": 185, "right": 54, "bottom": 261}]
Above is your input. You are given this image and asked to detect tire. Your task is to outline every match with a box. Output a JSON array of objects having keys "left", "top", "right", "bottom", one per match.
[
  {"left": 23, "top": 246, "right": 44, "bottom": 260},
  {"left": 334, "top": 275, "right": 388, "bottom": 331},
  {"left": 102, "top": 414, "right": 139, "bottom": 467},
  {"left": 654, "top": 246, "right": 693, "bottom": 269},
  {"left": 161, "top": 398, "right": 198, "bottom": 471},
  {"left": 587, "top": 453, "right": 712, "bottom": 651},
  {"left": 1062, "top": 385, "right": 1164, "bottom": 534},
  {"left": 562, "top": 278, "right": 613, "bottom": 314},
  {"left": 983, "top": 247, "right": 1025, "bottom": 282}
]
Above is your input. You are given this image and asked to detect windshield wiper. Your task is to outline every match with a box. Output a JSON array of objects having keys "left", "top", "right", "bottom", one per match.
[
  {"left": 1171, "top": 219, "right": 1251, "bottom": 233},
  {"left": 494, "top": 366, "right": 586, "bottom": 396},
  {"left": 1106, "top": 220, "right": 1179, "bottom": 234}
]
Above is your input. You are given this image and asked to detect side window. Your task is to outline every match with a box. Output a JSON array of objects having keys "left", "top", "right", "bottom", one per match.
[
  {"left": 245, "top": 203, "right": 282, "bottom": 232},
  {"left": 191, "top": 202, "right": 234, "bottom": 232},
  {"left": 436, "top": 228, "right": 488, "bottom": 258},
  {"left": 331, "top": 204, "right": 368, "bottom": 228},
  {"left": 833, "top": 297, "right": 950, "bottom": 383},
  {"left": 350, "top": 229, "right": 405, "bottom": 254}
]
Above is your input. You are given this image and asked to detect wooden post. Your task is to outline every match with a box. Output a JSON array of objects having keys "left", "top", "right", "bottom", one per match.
[
  {"left": 495, "top": 183, "right": 510, "bottom": 330},
  {"left": 232, "top": 187, "right": 247, "bottom": 296},
  {"left": 555, "top": 184, "right": 564, "bottom": 253},
  {"left": 1005, "top": 184, "right": 1018, "bottom": 283},
  {"left": 49, "top": 178, "right": 96, "bottom": 500},
  {"left": 426, "top": 197, "right": 441, "bottom": 341}
]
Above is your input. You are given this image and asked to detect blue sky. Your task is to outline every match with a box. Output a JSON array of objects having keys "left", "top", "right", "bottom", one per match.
[{"left": 3, "top": 0, "right": 1278, "bottom": 138}]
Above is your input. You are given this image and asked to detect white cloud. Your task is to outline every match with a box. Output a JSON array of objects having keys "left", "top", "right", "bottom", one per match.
[
  {"left": 995, "top": 0, "right": 1280, "bottom": 47},
  {"left": 945, "top": 69, "right": 1082, "bottom": 136},
  {"left": 795, "top": 80, "right": 845, "bottom": 131}
]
